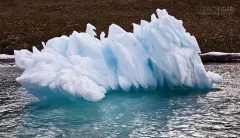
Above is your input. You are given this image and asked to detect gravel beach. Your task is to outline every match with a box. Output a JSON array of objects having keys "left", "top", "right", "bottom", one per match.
[{"left": 0, "top": 0, "right": 239, "bottom": 54}]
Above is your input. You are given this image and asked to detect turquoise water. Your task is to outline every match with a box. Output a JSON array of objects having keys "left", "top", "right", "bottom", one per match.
[
  {"left": 12, "top": 90, "right": 209, "bottom": 137},
  {"left": 1, "top": 63, "right": 240, "bottom": 137}
]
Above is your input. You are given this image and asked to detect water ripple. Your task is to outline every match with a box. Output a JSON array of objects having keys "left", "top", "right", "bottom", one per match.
[{"left": 0, "top": 63, "right": 240, "bottom": 137}]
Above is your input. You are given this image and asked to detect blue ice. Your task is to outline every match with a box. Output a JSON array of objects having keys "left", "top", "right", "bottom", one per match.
[{"left": 14, "top": 9, "right": 222, "bottom": 101}]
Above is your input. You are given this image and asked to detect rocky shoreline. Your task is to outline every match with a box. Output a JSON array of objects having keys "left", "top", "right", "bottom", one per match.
[
  {"left": 0, "top": 54, "right": 15, "bottom": 66},
  {"left": 200, "top": 52, "right": 240, "bottom": 62},
  {"left": 0, "top": 0, "right": 239, "bottom": 54}
]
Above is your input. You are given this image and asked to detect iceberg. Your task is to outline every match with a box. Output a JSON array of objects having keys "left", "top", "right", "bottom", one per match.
[{"left": 14, "top": 9, "right": 222, "bottom": 102}]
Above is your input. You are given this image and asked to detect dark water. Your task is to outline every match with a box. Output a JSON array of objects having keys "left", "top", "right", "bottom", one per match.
[{"left": 0, "top": 63, "right": 240, "bottom": 138}]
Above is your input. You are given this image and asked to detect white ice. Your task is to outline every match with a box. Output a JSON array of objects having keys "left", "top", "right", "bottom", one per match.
[
  {"left": 0, "top": 54, "right": 14, "bottom": 59},
  {"left": 14, "top": 9, "right": 222, "bottom": 102},
  {"left": 200, "top": 52, "right": 240, "bottom": 56}
]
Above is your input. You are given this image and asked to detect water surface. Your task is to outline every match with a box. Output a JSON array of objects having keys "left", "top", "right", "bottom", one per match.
[{"left": 0, "top": 63, "right": 240, "bottom": 137}]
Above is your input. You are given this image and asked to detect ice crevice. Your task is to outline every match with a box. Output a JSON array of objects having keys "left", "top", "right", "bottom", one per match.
[{"left": 14, "top": 9, "right": 222, "bottom": 102}]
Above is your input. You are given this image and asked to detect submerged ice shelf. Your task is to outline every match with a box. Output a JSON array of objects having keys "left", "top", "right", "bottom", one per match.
[{"left": 14, "top": 9, "right": 222, "bottom": 101}]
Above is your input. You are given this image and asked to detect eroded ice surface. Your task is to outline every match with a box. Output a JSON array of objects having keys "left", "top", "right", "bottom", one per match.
[{"left": 14, "top": 9, "right": 222, "bottom": 101}]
